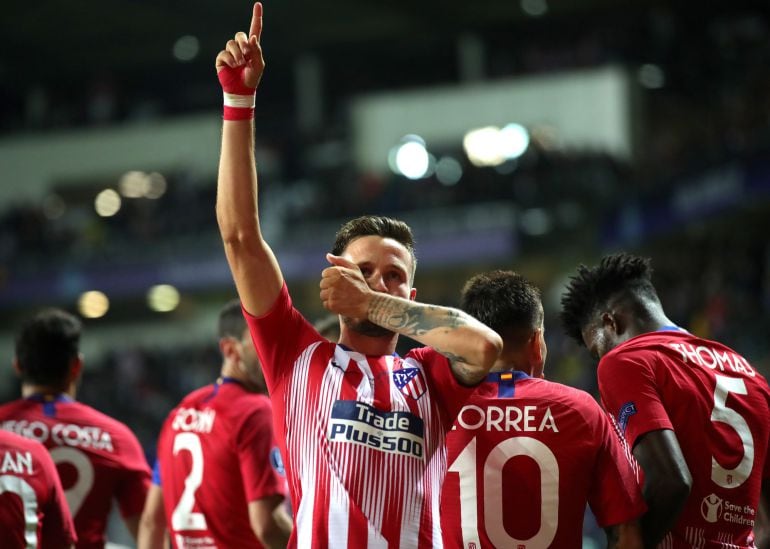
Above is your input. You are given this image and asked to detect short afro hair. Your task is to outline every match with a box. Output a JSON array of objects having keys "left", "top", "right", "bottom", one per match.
[{"left": 560, "top": 253, "right": 658, "bottom": 346}]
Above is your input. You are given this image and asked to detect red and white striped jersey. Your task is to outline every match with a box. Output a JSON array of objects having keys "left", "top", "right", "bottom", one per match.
[{"left": 244, "top": 284, "right": 476, "bottom": 548}]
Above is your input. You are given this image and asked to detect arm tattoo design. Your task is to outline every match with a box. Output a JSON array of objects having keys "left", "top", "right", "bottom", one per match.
[{"left": 368, "top": 295, "right": 467, "bottom": 336}]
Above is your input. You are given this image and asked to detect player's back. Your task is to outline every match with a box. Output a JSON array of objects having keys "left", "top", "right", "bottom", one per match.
[
  {"left": 600, "top": 330, "right": 770, "bottom": 547},
  {"left": 441, "top": 371, "right": 645, "bottom": 549},
  {"left": 0, "top": 396, "right": 151, "bottom": 549},
  {"left": 157, "top": 379, "right": 284, "bottom": 549},
  {"left": 0, "top": 426, "right": 78, "bottom": 548}
]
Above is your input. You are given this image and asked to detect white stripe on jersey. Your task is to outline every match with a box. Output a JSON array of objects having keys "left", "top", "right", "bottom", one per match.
[{"left": 284, "top": 343, "right": 448, "bottom": 547}]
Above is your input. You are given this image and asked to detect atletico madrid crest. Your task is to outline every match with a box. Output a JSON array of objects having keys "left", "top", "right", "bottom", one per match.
[{"left": 393, "top": 367, "right": 426, "bottom": 400}]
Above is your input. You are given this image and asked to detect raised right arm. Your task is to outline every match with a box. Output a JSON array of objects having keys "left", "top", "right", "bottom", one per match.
[{"left": 215, "top": 2, "right": 283, "bottom": 316}]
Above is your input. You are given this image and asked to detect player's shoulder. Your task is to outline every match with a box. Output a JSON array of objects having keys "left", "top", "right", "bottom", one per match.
[
  {"left": 527, "top": 378, "right": 600, "bottom": 410},
  {"left": 66, "top": 401, "right": 141, "bottom": 440},
  {"left": 0, "top": 398, "right": 26, "bottom": 416},
  {"left": 0, "top": 428, "right": 46, "bottom": 454}
]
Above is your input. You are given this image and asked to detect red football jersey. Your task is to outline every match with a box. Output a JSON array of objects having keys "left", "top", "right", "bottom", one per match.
[
  {"left": 244, "top": 283, "right": 477, "bottom": 548},
  {"left": 0, "top": 429, "right": 77, "bottom": 548},
  {"left": 441, "top": 371, "right": 646, "bottom": 548},
  {"left": 599, "top": 330, "right": 770, "bottom": 548},
  {"left": 0, "top": 395, "right": 151, "bottom": 549},
  {"left": 157, "top": 378, "right": 287, "bottom": 549}
]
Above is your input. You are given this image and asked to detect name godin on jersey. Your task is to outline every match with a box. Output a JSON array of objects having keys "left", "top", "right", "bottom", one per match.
[
  {"left": 454, "top": 404, "right": 559, "bottom": 433},
  {"left": 327, "top": 401, "right": 425, "bottom": 459},
  {"left": 171, "top": 407, "right": 216, "bottom": 434},
  {"left": 1, "top": 420, "right": 114, "bottom": 452}
]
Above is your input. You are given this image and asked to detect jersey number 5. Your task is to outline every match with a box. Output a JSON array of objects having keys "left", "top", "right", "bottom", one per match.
[
  {"left": 448, "top": 436, "right": 559, "bottom": 547},
  {"left": 710, "top": 374, "right": 754, "bottom": 488},
  {"left": 171, "top": 432, "right": 207, "bottom": 531}
]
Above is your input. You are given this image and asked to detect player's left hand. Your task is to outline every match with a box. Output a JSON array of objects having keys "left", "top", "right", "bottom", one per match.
[{"left": 320, "top": 254, "right": 373, "bottom": 318}]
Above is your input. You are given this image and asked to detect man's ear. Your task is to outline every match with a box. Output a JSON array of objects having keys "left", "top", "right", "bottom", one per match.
[
  {"left": 12, "top": 357, "right": 21, "bottom": 378},
  {"left": 219, "top": 337, "right": 238, "bottom": 361},
  {"left": 601, "top": 311, "right": 622, "bottom": 335},
  {"left": 69, "top": 354, "right": 84, "bottom": 382},
  {"left": 409, "top": 287, "right": 417, "bottom": 301},
  {"left": 529, "top": 329, "right": 546, "bottom": 378}
]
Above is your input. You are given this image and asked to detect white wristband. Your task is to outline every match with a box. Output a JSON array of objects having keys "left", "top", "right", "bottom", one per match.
[{"left": 223, "top": 92, "right": 255, "bottom": 108}]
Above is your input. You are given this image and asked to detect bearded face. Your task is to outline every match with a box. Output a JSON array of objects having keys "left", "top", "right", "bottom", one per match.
[{"left": 342, "top": 316, "right": 394, "bottom": 338}]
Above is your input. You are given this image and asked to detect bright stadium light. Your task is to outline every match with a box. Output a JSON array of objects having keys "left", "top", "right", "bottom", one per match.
[
  {"left": 499, "top": 123, "right": 530, "bottom": 160},
  {"left": 78, "top": 291, "right": 110, "bottom": 319},
  {"left": 94, "top": 189, "right": 121, "bottom": 217},
  {"left": 119, "top": 171, "right": 150, "bottom": 198},
  {"left": 464, "top": 126, "right": 504, "bottom": 167},
  {"left": 392, "top": 136, "right": 430, "bottom": 180},
  {"left": 148, "top": 284, "right": 180, "bottom": 313},
  {"left": 464, "top": 124, "right": 530, "bottom": 167}
]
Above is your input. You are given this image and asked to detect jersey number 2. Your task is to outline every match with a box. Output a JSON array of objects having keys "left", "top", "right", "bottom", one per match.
[
  {"left": 448, "top": 436, "right": 559, "bottom": 547},
  {"left": 171, "top": 432, "right": 207, "bottom": 531},
  {"left": 710, "top": 374, "right": 754, "bottom": 488}
]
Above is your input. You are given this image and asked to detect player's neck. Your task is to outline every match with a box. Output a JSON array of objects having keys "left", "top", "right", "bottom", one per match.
[
  {"left": 21, "top": 383, "right": 75, "bottom": 399},
  {"left": 339, "top": 331, "right": 398, "bottom": 357}
]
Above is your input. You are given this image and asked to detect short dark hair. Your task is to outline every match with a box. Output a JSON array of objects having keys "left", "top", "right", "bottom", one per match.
[
  {"left": 560, "top": 253, "right": 659, "bottom": 346},
  {"left": 218, "top": 299, "right": 247, "bottom": 339},
  {"left": 15, "top": 309, "right": 82, "bottom": 386},
  {"left": 461, "top": 270, "right": 543, "bottom": 344},
  {"left": 331, "top": 215, "right": 417, "bottom": 279}
]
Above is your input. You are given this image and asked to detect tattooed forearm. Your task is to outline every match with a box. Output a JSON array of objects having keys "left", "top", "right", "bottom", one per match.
[{"left": 368, "top": 295, "right": 468, "bottom": 336}]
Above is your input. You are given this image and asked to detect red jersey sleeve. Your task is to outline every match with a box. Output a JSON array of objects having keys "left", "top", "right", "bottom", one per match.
[
  {"left": 598, "top": 348, "right": 673, "bottom": 449},
  {"left": 237, "top": 402, "right": 287, "bottom": 502},
  {"left": 39, "top": 446, "right": 78, "bottom": 547},
  {"left": 243, "top": 282, "right": 324, "bottom": 390},
  {"left": 113, "top": 429, "right": 152, "bottom": 518},
  {"left": 586, "top": 400, "right": 647, "bottom": 527},
  {"left": 407, "top": 346, "right": 477, "bottom": 428}
]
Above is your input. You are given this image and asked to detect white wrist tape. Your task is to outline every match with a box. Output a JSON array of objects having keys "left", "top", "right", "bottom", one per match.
[{"left": 223, "top": 92, "right": 256, "bottom": 108}]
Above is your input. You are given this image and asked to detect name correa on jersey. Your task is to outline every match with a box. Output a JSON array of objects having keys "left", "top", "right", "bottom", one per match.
[{"left": 327, "top": 400, "right": 425, "bottom": 459}]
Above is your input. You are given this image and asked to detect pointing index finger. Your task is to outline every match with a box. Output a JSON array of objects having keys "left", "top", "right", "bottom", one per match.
[{"left": 249, "top": 2, "right": 263, "bottom": 41}]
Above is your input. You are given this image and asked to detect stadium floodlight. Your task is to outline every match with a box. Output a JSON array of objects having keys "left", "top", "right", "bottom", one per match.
[
  {"left": 119, "top": 171, "right": 150, "bottom": 198},
  {"left": 94, "top": 189, "right": 121, "bottom": 217},
  {"left": 148, "top": 284, "right": 181, "bottom": 313},
  {"left": 78, "top": 291, "right": 109, "bottom": 319},
  {"left": 499, "top": 123, "right": 530, "bottom": 160},
  {"left": 389, "top": 135, "right": 430, "bottom": 180},
  {"left": 464, "top": 124, "right": 530, "bottom": 167}
]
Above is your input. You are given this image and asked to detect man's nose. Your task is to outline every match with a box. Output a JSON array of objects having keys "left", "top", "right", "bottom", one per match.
[{"left": 368, "top": 273, "right": 388, "bottom": 292}]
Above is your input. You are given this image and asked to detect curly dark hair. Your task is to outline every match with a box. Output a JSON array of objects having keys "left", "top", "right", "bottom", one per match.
[
  {"left": 560, "top": 253, "right": 658, "bottom": 346},
  {"left": 15, "top": 308, "right": 82, "bottom": 387},
  {"left": 331, "top": 215, "right": 417, "bottom": 280},
  {"left": 461, "top": 270, "right": 542, "bottom": 342}
]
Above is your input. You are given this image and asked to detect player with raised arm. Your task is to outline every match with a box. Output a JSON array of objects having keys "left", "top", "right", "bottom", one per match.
[
  {"left": 144, "top": 299, "right": 290, "bottom": 549},
  {"left": 214, "top": 4, "right": 502, "bottom": 546},
  {"left": 441, "top": 270, "right": 646, "bottom": 548},
  {"left": 561, "top": 253, "right": 770, "bottom": 548},
  {"left": 0, "top": 308, "right": 151, "bottom": 549},
  {"left": 0, "top": 429, "right": 77, "bottom": 548}
]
